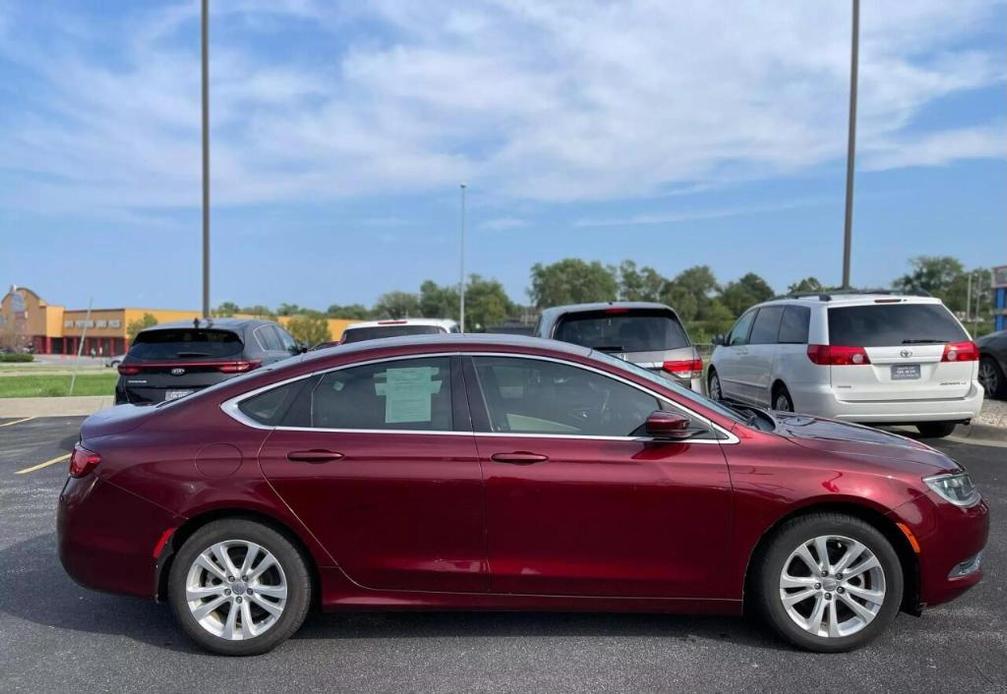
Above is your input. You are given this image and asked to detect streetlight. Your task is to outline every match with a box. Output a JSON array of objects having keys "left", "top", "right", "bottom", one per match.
[
  {"left": 201, "top": 0, "right": 211, "bottom": 318},
  {"left": 459, "top": 183, "right": 467, "bottom": 332},
  {"left": 841, "top": 0, "right": 860, "bottom": 289}
]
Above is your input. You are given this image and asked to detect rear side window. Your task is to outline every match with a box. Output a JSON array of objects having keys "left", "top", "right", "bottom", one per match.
[
  {"left": 749, "top": 306, "right": 785, "bottom": 345},
  {"left": 553, "top": 309, "right": 690, "bottom": 352},
  {"left": 341, "top": 325, "right": 444, "bottom": 343},
  {"left": 828, "top": 304, "right": 968, "bottom": 347},
  {"left": 305, "top": 357, "right": 452, "bottom": 431},
  {"left": 255, "top": 325, "right": 283, "bottom": 351},
  {"left": 237, "top": 380, "right": 304, "bottom": 425},
  {"left": 778, "top": 305, "right": 811, "bottom": 344},
  {"left": 274, "top": 327, "right": 298, "bottom": 351},
  {"left": 129, "top": 329, "right": 243, "bottom": 359}
]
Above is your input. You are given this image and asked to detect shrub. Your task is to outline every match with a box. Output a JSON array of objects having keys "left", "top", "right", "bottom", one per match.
[{"left": 0, "top": 353, "right": 34, "bottom": 363}]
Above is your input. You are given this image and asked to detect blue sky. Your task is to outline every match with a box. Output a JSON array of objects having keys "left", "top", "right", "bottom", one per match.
[{"left": 0, "top": 0, "right": 1004, "bottom": 311}]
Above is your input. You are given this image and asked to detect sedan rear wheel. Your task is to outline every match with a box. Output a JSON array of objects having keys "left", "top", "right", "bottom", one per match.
[
  {"left": 169, "top": 519, "right": 311, "bottom": 656},
  {"left": 755, "top": 513, "right": 902, "bottom": 652}
]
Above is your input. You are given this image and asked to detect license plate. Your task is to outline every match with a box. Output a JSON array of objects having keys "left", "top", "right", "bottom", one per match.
[
  {"left": 891, "top": 364, "right": 921, "bottom": 381},
  {"left": 165, "top": 389, "right": 194, "bottom": 401}
]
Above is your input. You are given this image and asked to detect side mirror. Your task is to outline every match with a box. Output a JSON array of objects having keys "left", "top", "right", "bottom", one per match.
[
  {"left": 645, "top": 410, "right": 692, "bottom": 440},
  {"left": 712, "top": 334, "right": 726, "bottom": 346}
]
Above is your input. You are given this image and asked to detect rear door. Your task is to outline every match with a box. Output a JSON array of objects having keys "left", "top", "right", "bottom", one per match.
[{"left": 827, "top": 301, "right": 976, "bottom": 401}]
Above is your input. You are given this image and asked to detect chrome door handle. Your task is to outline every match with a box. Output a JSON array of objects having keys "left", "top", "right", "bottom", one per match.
[
  {"left": 490, "top": 452, "right": 549, "bottom": 465},
  {"left": 286, "top": 450, "right": 344, "bottom": 463}
]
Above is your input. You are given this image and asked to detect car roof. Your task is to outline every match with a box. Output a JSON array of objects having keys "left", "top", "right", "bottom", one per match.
[
  {"left": 344, "top": 318, "right": 459, "bottom": 330},
  {"left": 538, "top": 301, "right": 675, "bottom": 322},
  {"left": 138, "top": 318, "right": 269, "bottom": 333},
  {"left": 757, "top": 294, "right": 943, "bottom": 309},
  {"left": 301, "top": 332, "right": 591, "bottom": 363}
]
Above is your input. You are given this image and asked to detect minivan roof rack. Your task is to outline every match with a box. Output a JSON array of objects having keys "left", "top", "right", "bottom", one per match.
[{"left": 781, "top": 288, "right": 932, "bottom": 302}]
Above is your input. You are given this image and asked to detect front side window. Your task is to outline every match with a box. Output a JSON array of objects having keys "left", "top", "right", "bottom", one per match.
[
  {"left": 728, "top": 311, "right": 757, "bottom": 346},
  {"left": 255, "top": 326, "right": 282, "bottom": 351},
  {"left": 305, "top": 357, "right": 452, "bottom": 431},
  {"left": 274, "top": 326, "right": 298, "bottom": 352},
  {"left": 471, "top": 356, "right": 661, "bottom": 437},
  {"left": 749, "top": 306, "right": 785, "bottom": 345}
]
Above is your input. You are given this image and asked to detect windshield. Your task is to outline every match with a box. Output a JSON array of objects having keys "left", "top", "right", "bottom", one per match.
[
  {"left": 828, "top": 304, "right": 967, "bottom": 346},
  {"left": 554, "top": 309, "right": 690, "bottom": 352},
  {"left": 589, "top": 349, "right": 747, "bottom": 426},
  {"left": 341, "top": 325, "right": 445, "bottom": 343},
  {"left": 129, "top": 329, "right": 244, "bottom": 360}
]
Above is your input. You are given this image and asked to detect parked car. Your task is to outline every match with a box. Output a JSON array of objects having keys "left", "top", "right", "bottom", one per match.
[
  {"left": 536, "top": 302, "right": 703, "bottom": 391},
  {"left": 707, "top": 292, "right": 983, "bottom": 438},
  {"left": 338, "top": 318, "right": 460, "bottom": 345},
  {"left": 104, "top": 353, "right": 126, "bottom": 368},
  {"left": 114, "top": 318, "right": 301, "bottom": 405},
  {"left": 60, "top": 334, "right": 986, "bottom": 655},
  {"left": 977, "top": 329, "right": 1007, "bottom": 398}
]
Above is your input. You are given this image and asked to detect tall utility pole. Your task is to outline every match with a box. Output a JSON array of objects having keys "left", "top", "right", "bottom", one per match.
[
  {"left": 841, "top": 0, "right": 860, "bottom": 289},
  {"left": 459, "top": 184, "right": 467, "bottom": 332},
  {"left": 201, "top": 0, "right": 211, "bottom": 318}
]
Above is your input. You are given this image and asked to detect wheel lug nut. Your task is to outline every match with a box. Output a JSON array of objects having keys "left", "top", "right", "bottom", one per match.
[
  {"left": 236, "top": 596, "right": 242, "bottom": 603},
  {"left": 247, "top": 588, "right": 253, "bottom": 595},
  {"left": 838, "top": 587, "right": 845, "bottom": 594},
  {"left": 814, "top": 583, "right": 821, "bottom": 589},
  {"left": 228, "top": 576, "right": 234, "bottom": 582},
  {"left": 241, "top": 576, "right": 247, "bottom": 581},
  {"left": 825, "top": 593, "right": 832, "bottom": 600},
  {"left": 224, "top": 589, "right": 231, "bottom": 595}
]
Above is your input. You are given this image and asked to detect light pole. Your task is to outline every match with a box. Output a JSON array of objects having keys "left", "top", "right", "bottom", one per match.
[
  {"left": 841, "top": 0, "right": 860, "bottom": 289},
  {"left": 201, "top": 0, "right": 211, "bottom": 318},
  {"left": 459, "top": 183, "right": 467, "bottom": 332}
]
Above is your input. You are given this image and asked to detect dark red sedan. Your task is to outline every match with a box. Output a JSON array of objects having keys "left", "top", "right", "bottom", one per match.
[{"left": 58, "top": 335, "right": 988, "bottom": 655}]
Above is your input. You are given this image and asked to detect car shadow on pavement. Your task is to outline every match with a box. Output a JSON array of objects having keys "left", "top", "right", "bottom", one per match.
[{"left": 3, "top": 533, "right": 788, "bottom": 653}]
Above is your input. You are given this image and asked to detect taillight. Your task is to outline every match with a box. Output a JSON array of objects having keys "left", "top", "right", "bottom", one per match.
[
  {"left": 942, "top": 341, "right": 978, "bottom": 362},
  {"left": 663, "top": 358, "right": 703, "bottom": 379},
  {"left": 117, "top": 364, "right": 141, "bottom": 375},
  {"left": 69, "top": 444, "right": 101, "bottom": 478},
  {"left": 218, "top": 360, "right": 260, "bottom": 373},
  {"left": 807, "top": 345, "right": 871, "bottom": 366}
]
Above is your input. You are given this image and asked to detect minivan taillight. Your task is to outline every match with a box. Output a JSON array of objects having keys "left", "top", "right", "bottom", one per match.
[
  {"left": 807, "top": 344, "right": 871, "bottom": 366},
  {"left": 218, "top": 360, "right": 260, "bottom": 373},
  {"left": 663, "top": 358, "right": 703, "bottom": 379},
  {"left": 69, "top": 444, "right": 101, "bottom": 478},
  {"left": 117, "top": 364, "right": 141, "bottom": 375},
  {"left": 942, "top": 341, "right": 978, "bottom": 362}
]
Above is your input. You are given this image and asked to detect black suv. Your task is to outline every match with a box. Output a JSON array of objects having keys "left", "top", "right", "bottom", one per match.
[{"left": 115, "top": 318, "right": 301, "bottom": 405}]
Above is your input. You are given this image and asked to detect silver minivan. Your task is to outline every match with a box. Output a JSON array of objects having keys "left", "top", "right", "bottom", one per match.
[{"left": 535, "top": 302, "right": 704, "bottom": 391}]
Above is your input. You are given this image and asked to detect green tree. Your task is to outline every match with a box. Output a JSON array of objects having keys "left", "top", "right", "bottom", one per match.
[
  {"left": 214, "top": 301, "right": 240, "bottom": 317},
  {"left": 373, "top": 291, "right": 421, "bottom": 319},
  {"left": 787, "top": 277, "right": 825, "bottom": 295},
  {"left": 419, "top": 280, "right": 460, "bottom": 320},
  {"left": 239, "top": 305, "right": 274, "bottom": 317},
  {"left": 285, "top": 314, "right": 331, "bottom": 346},
  {"left": 327, "top": 303, "right": 371, "bottom": 320},
  {"left": 529, "top": 258, "right": 618, "bottom": 308},
  {"left": 719, "top": 273, "right": 775, "bottom": 316},
  {"left": 276, "top": 303, "right": 303, "bottom": 316},
  {"left": 464, "top": 275, "right": 514, "bottom": 331},
  {"left": 618, "top": 260, "right": 666, "bottom": 301},
  {"left": 661, "top": 265, "right": 719, "bottom": 322},
  {"left": 126, "top": 313, "right": 158, "bottom": 341}
]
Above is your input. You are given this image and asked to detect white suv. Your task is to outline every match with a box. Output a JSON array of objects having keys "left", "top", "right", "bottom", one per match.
[{"left": 707, "top": 292, "right": 983, "bottom": 438}]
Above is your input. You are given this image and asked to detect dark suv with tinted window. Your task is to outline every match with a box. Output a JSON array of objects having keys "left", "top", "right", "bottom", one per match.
[
  {"left": 535, "top": 302, "right": 704, "bottom": 391},
  {"left": 115, "top": 318, "right": 301, "bottom": 405}
]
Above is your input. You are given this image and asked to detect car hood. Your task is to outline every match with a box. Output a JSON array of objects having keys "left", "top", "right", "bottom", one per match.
[{"left": 772, "top": 413, "right": 959, "bottom": 475}]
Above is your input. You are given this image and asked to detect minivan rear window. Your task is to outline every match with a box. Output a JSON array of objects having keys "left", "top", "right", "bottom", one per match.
[
  {"left": 828, "top": 304, "right": 967, "bottom": 347},
  {"left": 553, "top": 309, "right": 690, "bottom": 353},
  {"left": 341, "top": 325, "right": 445, "bottom": 343},
  {"left": 129, "top": 329, "right": 244, "bottom": 359}
]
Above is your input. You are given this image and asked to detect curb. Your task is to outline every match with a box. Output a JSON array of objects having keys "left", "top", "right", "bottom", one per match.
[
  {"left": 948, "top": 422, "right": 1007, "bottom": 448},
  {"left": 0, "top": 396, "right": 114, "bottom": 418}
]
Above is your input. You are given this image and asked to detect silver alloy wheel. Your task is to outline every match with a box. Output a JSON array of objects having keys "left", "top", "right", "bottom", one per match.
[
  {"left": 979, "top": 359, "right": 999, "bottom": 395},
  {"left": 774, "top": 393, "right": 793, "bottom": 412},
  {"left": 185, "top": 540, "right": 288, "bottom": 641},
  {"left": 709, "top": 374, "right": 722, "bottom": 400},
  {"left": 779, "top": 534, "right": 886, "bottom": 638}
]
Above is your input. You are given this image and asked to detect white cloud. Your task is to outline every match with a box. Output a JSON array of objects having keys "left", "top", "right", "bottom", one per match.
[
  {"left": 480, "top": 216, "right": 527, "bottom": 231},
  {"left": 0, "top": 0, "right": 1004, "bottom": 215},
  {"left": 574, "top": 198, "right": 830, "bottom": 228}
]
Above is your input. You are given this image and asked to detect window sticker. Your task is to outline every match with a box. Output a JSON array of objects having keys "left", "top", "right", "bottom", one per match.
[{"left": 376, "top": 367, "right": 443, "bottom": 423}]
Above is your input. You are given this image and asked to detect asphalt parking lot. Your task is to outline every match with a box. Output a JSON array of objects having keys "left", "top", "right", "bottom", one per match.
[{"left": 1, "top": 417, "right": 1005, "bottom": 693}]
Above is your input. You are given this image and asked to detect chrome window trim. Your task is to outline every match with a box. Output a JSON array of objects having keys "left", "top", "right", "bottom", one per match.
[{"left": 219, "top": 351, "right": 740, "bottom": 445}]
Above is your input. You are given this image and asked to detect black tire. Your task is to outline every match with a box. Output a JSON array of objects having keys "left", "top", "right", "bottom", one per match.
[
  {"left": 916, "top": 421, "right": 957, "bottom": 439},
  {"left": 979, "top": 357, "right": 1004, "bottom": 398},
  {"left": 168, "top": 519, "right": 312, "bottom": 656},
  {"left": 707, "top": 369, "right": 723, "bottom": 401},
  {"left": 753, "top": 513, "right": 903, "bottom": 653},
  {"left": 771, "top": 384, "right": 794, "bottom": 412}
]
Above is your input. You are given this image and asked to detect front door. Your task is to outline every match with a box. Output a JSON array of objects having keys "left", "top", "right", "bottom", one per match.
[
  {"left": 257, "top": 355, "right": 488, "bottom": 593},
  {"left": 465, "top": 355, "right": 733, "bottom": 598}
]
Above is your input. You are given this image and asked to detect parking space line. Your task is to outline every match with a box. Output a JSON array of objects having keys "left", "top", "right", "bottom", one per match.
[
  {"left": 0, "top": 417, "right": 34, "bottom": 428},
  {"left": 15, "top": 453, "right": 70, "bottom": 475}
]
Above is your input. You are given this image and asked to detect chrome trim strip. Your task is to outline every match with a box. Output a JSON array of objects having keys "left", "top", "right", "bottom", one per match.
[{"left": 219, "top": 350, "right": 740, "bottom": 445}]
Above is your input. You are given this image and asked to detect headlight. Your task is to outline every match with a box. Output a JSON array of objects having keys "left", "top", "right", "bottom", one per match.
[{"left": 924, "top": 471, "right": 981, "bottom": 507}]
